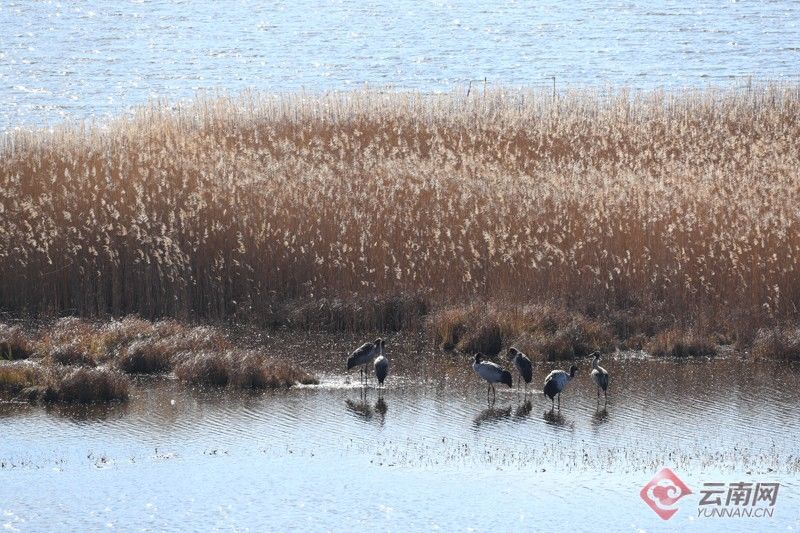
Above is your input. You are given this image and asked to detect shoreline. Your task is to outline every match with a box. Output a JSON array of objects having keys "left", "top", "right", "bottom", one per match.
[{"left": 1, "top": 313, "right": 797, "bottom": 405}]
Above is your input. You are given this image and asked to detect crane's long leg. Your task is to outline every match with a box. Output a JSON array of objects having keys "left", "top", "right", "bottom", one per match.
[{"left": 557, "top": 393, "right": 561, "bottom": 410}]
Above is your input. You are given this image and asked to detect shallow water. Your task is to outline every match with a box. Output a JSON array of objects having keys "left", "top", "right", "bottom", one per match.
[
  {"left": 2, "top": 345, "right": 799, "bottom": 531},
  {"left": 2, "top": 0, "right": 800, "bottom": 129}
]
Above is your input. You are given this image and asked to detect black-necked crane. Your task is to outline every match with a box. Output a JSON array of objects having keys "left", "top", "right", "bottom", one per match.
[
  {"left": 590, "top": 351, "right": 609, "bottom": 402},
  {"left": 472, "top": 352, "right": 513, "bottom": 402},
  {"left": 543, "top": 364, "right": 578, "bottom": 409},
  {"left": 347, "top": 338, "right": 382, "bottom": 384},
  {"left": 507, "top": 347, "right": 533, "bottom": 393},
  {"left": 373, "top": 340, "right": 389, "bottom": 389}
]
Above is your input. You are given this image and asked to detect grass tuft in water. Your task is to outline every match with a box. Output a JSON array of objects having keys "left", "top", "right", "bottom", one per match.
[
  {"left": 176, "top": 350, "right": 318, "bottom": 389},
  {"left": 56, "top": 367, "right": 129, "bottom": 404}
]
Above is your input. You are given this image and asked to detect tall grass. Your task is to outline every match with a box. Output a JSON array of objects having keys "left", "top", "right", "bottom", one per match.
[{"left": 1, "top": 86, "right": 799, "bottom": 341}]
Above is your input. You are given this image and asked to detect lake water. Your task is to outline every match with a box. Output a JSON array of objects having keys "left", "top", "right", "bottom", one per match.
[
  {"left": 1, "top": 0, "right": 800, "bottom": 129},
  {"left": 2, "top": 339, "right": 799, "bottom": 531}
]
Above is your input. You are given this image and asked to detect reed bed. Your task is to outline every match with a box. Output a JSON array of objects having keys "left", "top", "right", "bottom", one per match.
[{"left": 1, "top": 86, "right": 799, "bottom": 353}]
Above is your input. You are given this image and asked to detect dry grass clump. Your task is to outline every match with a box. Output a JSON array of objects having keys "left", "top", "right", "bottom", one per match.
[
  {"left": 430, "top": 306, "right": 473, "bottom": 351},
  {"left": 429, "top": 304, "right": 504, "bottom": 354},
  {"left": 458, "top": 321, "right": 504, "bottom": 356},
  {"left": 175, "top": 352, "right": 230, "bottom": 386},
  {"left": 55, "top": 367, "right": 129, "bottom": 403},
  {"left": 430, "top": 303, "right": 613, "bottom": 359},
  {"left": 175, "top": 350, "right": 318, "bottom": 389},
  {"left": 112, "top": 323, "right": 229, "bottom": 374},
  {"left": 0, "top": 362, "right": 43, "bottom": 395},
  {"left": 523, "top": 316, "right": 615, "bottom": 361},
  {"left": 37, "top": 317, "right": 110, "bottom": 364},
  {"left": 50, "top": 343, "right": 96, "bottom": 367},
  {"left": 95, "top": 316, "right": 155, "bottom": 356},
  {"left": 645, "top": 328, "right": 718, "bottom": 358},
  {"left": 0, "top": 362, "right": 128, "bottom": 403},
  {"left": 4, "top": 316, "right": 231, "bottom": 374},
  {"left": 0, "top": 324, "right": 34, "bottom": 360},
  {"left": 751, "top": 327, "right": 800, "bottom": 361},
  {"left": 115, "top": 339, "right": 173, "bottom": 374},
  {"left": 230, "top": 352, "right": 319, "bottom": 388}
]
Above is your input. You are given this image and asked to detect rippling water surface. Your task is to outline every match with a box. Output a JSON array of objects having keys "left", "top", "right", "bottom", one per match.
[
  {"left": 1, "top": 0, "right": 799, "bottom": 129},
  {"left": 2, "top": 341, "right": 799, "bottom": 531}
]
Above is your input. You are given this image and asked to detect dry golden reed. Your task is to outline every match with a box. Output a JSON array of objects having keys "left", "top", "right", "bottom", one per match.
[{"left": 1, "top": 85, "right": 799, "bottom": 341}]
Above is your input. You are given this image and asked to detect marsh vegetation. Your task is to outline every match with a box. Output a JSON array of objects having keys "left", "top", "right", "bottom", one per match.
[
  {"left": 1, "top": 86, "right": 800, "bottom": 360},
  {"left": 0, "top": 317, "right": 317, "bottom": 403}
]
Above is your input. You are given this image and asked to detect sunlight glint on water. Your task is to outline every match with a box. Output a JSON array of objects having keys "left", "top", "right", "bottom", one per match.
[{"left": 2, "top": 0, "right": 800, "bottom": 129}]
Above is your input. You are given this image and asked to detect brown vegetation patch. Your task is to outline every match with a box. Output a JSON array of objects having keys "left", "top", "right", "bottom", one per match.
[
  {"left": 286, "top": 294, "right": 428, "bottom": 332},
  {"left": 2, "top": 87, "right": 799, "bottom": 341},
  {"left": 175, "top": 350, "right": 318, "bottom": 389},
  {"left": 645, "top": 329, "right": 718, "bottom": 358},
  {"left": 56, "top": 368, "right": 129, "bottom": 403},
  {"left": 175, "top": 352, "right": 231, "bottom": 386},
  {"left": 751, "top": 327, "right": 800, "bottom": 361},
  {"left": 0, "top": 362, "right": 43, "bottom": 395},
  {"left": 429, "top": 303, "right": 614, "bottom": 359},
  {"left": 0, "top": 362, "right": 129, "bottom": 403},
  {"left": 115, "top": 339, "right": 173, "bottom": 374},
  {"left": 50, "top": 343, "right": 96, "bottom": 367},
  {"left": 0, "top": 325, "right": 34, "bottom": 360}
]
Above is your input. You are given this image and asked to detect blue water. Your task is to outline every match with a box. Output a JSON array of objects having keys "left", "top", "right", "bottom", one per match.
[
  {"left": 1, "top": 0, "right": 799, "bottom": 129},
  {"left": 2, "top": 356, "right": 800, "bottom": 531}
]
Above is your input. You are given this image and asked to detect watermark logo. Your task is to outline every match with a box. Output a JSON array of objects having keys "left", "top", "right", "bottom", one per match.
[
  {"left": 641, "top": 469, "right": 781, "bottom": 521},
  {"left": 697, "top": 482, "right": 779, "bottom": 518},
  {"left": 640, "top": 467, "right": 693, "bottom": 520}
]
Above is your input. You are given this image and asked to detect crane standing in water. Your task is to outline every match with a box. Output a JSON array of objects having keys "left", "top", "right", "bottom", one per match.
[
  {"left": 472, "top": 353, "right": 513, "bottom": 402},
  {"left": 507, "top": 347, "right": 533, "bottom": 394},
  {"left": 347, "top": 338, "right": 383, "bottom": 385},
  {"left": 373, "top": 340, "right": 389, "bottom": 390},
  {"left": 590, "top": 351, "right": 609, "bottom": 403},
  {"left": 543, "top": 365, "right": 578, "bottom": 409}
]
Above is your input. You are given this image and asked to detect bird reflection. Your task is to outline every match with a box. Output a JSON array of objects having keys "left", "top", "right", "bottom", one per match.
[
  {"left": 513, "top": 400, "right": 533, "bottom": 420},
  {"left": 345, "top": 398, "right": 373, "bottom": 421},
  {"left": 374, "top": 397, "right": 388, "bottom": 425},
  {"left": 473, "top": 404, "right": 512, "bottom": 428},
  {"left": 543, "top": 408, "right": 568, "bottom": 427},
  {"left": 44, "top": 402, "right": 129, "bottom": 422},
  {"left": 592, "top": 406, "right": 609, "bottom": 426}
]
